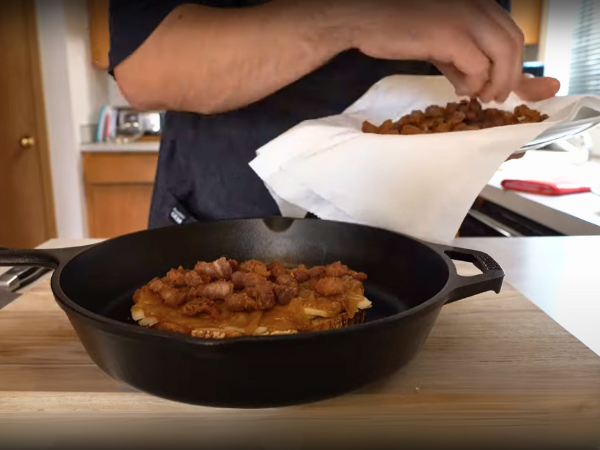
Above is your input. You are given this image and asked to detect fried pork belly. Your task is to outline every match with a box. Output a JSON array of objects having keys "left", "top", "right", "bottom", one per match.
[{"left": 131, "top": 259, "right": 372, "bottom": 339}]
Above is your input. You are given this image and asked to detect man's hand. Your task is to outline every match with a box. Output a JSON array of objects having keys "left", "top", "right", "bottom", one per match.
[
  {"left": 515, "top": 74, "right": 561, "bottom": 102},
  {"left": 343, "top": 0, "right": 558, "bottom": 103},
  {"left": 505, "top": 74, "right": 560, "bottom": 161},
  {"left": 115, "top": 0, "right": 559, "bottom": 115}
]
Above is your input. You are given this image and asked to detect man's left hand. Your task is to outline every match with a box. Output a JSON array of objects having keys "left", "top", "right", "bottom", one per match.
[
  {"left": 514, "top": 74, "right": 561, "bottom": 102},
  {"left": 504, "top": 74, "right": 560, "bottom": 161}
]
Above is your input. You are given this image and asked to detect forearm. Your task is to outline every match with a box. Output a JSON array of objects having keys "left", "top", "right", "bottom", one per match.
[{"left": 114, "top": 1, "right": 350, "bottom": 114}]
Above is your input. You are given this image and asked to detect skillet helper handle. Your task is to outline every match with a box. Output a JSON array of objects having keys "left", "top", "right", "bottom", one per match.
[
  {"left": 0, "top": 247, "right": 60, "bottom": 269},
  {"left": 442, "top": 246, "right": 505, "bottom": 303},
  {"left": 0, "top": 245, "right": 95, "bottom": 270}
]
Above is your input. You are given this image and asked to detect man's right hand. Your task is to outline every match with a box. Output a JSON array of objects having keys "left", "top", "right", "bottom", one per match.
[
  {"left": 114, "top": 0, "right": 558, "bottom": 116},
  {"left": 340, "top": 0, "right": 548, "bottom": 103}
]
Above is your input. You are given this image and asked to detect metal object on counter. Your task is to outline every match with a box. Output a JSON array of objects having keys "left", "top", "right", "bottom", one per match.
[
  {"left": 461, "top": 198, "right": 564, "bottom": 238},
  {"left": 466, "top": 209, "right": 524, "bottom": 238},
  {"left": 520, "top": 116, "right": 600, "bottom": 153},
  {"left": 0, "top": 266, "right": 50, "bottom": 292},
  {"left": 115, "top": 109, "right": 163, "bottom": 144},
  {"left": 0, "top": 266, "right": 50, "bottom": 310}
]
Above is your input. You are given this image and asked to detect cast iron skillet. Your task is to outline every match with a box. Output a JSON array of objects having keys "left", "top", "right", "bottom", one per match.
[{"left": 0, "top": 218, "right": 504, "bottom": 408}]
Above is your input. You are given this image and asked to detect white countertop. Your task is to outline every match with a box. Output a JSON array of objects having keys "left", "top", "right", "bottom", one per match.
[
  {"left": 480, "top": 152, "right": 600, "bottom": 235},
  {"left": 455, "top": 236, "right": 600, "bottom": 358},
  {"left": 80, "top": 141, "right": 160, "bottom": 152}
]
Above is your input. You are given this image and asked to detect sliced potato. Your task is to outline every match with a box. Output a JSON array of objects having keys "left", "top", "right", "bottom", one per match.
[{"left": 131, "top": 308, "right": 158, "bottom": 327}]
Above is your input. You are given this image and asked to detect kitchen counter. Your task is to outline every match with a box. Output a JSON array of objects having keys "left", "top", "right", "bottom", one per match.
[
  {"left": 480, "top": 152, "right": 600, "bottom": 235},
  {"left": 481, "top": 176, "right": 600, "bottom": 235},
  {"left": 80, "top": 141, "right": 160, "bottom": 152},
  {"left": 457, "top": 236, "right": 600, "bottom": 357},
  {"left": 1, "top": 237, "right": 600, "bottom": 445}
]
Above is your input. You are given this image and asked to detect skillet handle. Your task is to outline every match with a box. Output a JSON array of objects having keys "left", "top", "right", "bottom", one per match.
[
  {"left": 0, "top": 246, "right": 92, "bottom": 270},
  {"left": 439, "top": 246, "right": 505, "bottom": 303}
]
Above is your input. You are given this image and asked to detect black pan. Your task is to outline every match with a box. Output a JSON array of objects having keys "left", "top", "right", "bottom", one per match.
[{"left": 0, "top": 218, "right": 504, "bottom": 408}]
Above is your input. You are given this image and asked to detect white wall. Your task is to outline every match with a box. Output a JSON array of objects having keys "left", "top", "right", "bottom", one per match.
[
  {"left": 108, "top": 75, "right": 130, "bottom": 107},
  {"left": 539, "top": 0, "right": 582, "bottom": 95},
  {"left": 64, "top": 0, "right": 108, "bottom": 141},
  {"left": 35, "top": 0, "right": 108, "bottom": 239}
]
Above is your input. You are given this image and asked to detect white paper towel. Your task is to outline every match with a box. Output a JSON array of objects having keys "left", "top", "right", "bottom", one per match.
[{"left": 250, "top": 75, "right": 600, "bottom": 244}]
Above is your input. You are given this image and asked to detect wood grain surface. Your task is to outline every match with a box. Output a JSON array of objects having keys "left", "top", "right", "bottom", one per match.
[
  {"left": 1, "top": 263, "right": 599, "bottom": 445},
  {"left": 87, "top": 0, "right": 110, "bottom": 69},
  {"left": 82, "top": 152, "right": 158, "bottom": 239}
]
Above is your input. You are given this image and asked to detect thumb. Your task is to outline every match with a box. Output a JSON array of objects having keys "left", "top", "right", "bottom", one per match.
[{"left": 515, "top": 76, "right": 561, "bottom": 102}]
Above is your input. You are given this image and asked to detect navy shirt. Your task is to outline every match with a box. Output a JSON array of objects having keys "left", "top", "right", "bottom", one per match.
[{"left": 109, "top": 0, "right": 510, "bottom": 228}]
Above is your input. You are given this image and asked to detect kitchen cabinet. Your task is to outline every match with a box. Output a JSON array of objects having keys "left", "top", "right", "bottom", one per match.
[
  {"left": 87, "top": 0, "right": 110, "bottom": 69},
  {"left": 512, "top": 0, "right": 543, "bottom": 46},
  {"left": 83, "top": 152, "right": 158, "bottom": 238}
]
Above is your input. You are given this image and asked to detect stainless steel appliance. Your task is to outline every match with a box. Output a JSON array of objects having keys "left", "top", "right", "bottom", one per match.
[
  {"left": 0, "top": 266, "right": 50, "bottom": 309},
  {"left": 459, "top": 198, "right": 563, "bottom": 237},
  {"left": 116, "top": 109, "right": 164, "bottom": 141}
]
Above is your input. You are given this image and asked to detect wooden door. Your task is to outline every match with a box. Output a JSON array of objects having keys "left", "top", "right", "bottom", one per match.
[{"left": 0, "top": 1, "right": 56, "bottom": 248}]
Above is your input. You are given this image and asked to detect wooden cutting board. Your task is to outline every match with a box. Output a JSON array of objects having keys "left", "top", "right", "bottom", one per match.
[{"left": 1, "top": 265, "right": 599, "bottom": 446}]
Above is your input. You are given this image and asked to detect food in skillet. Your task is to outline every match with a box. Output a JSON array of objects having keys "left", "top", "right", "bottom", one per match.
[
  {"left": 362, "top": 98, "right": 549, "bottom": 135},
  {"left": 131, "top": 258, "right": 372, "bottom": 339}
]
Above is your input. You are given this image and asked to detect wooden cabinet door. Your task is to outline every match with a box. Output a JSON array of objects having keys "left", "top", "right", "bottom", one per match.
[
  {"left": 88, "top": 0, "right": 110, "bottom": 69},
  {"left": 83, "top": 153, "right": 159, "bottom": 238},
  {"left": 512, "top": 0, "right": 543, "bottom": 46}
]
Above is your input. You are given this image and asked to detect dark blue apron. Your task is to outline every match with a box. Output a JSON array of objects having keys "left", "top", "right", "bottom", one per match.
[
  {"left": 149, "top": 51, "right": 440, "bottom": 228},
  {"left": 148, "top": 0, "right": 511, "bottom": 228}
]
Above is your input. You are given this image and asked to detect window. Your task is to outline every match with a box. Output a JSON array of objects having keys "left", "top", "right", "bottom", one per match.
[{"left": 569, "top": 0, "right": 600, "bottom": 95}]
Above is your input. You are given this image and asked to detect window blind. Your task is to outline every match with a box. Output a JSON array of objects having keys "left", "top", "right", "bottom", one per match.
[{"left": 569, "top": 0, "right": 600, "bottom": 95}]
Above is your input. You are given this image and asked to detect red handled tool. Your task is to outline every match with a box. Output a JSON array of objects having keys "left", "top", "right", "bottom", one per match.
[{"left": 501, "top": 177, "right": 591, "bottom": 196}]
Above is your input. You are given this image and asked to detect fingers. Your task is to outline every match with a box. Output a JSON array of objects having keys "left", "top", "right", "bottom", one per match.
[
  {"left": 478, "top": 0, "right": 525, "bottom": 102},
  {"left": 481, "top": 0, "right": 525, "bottom": 50},
  {"left": 515, "top": 76, "right": 561, "bottom": 102},
  {"left": 434, "top": 62, "right": 472, "bottom": 96},
  {"left": 434, "top": 3, "right": 552, "bottom": 104},
  {"left": 468, "top": 1, "right": 525, "bottom": 103},
  {"left": 435, "top": 61, "right": 489, "bottom": 98},
  {"left": 432, "top": 32, "right": 491, "bottom": 97}
]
